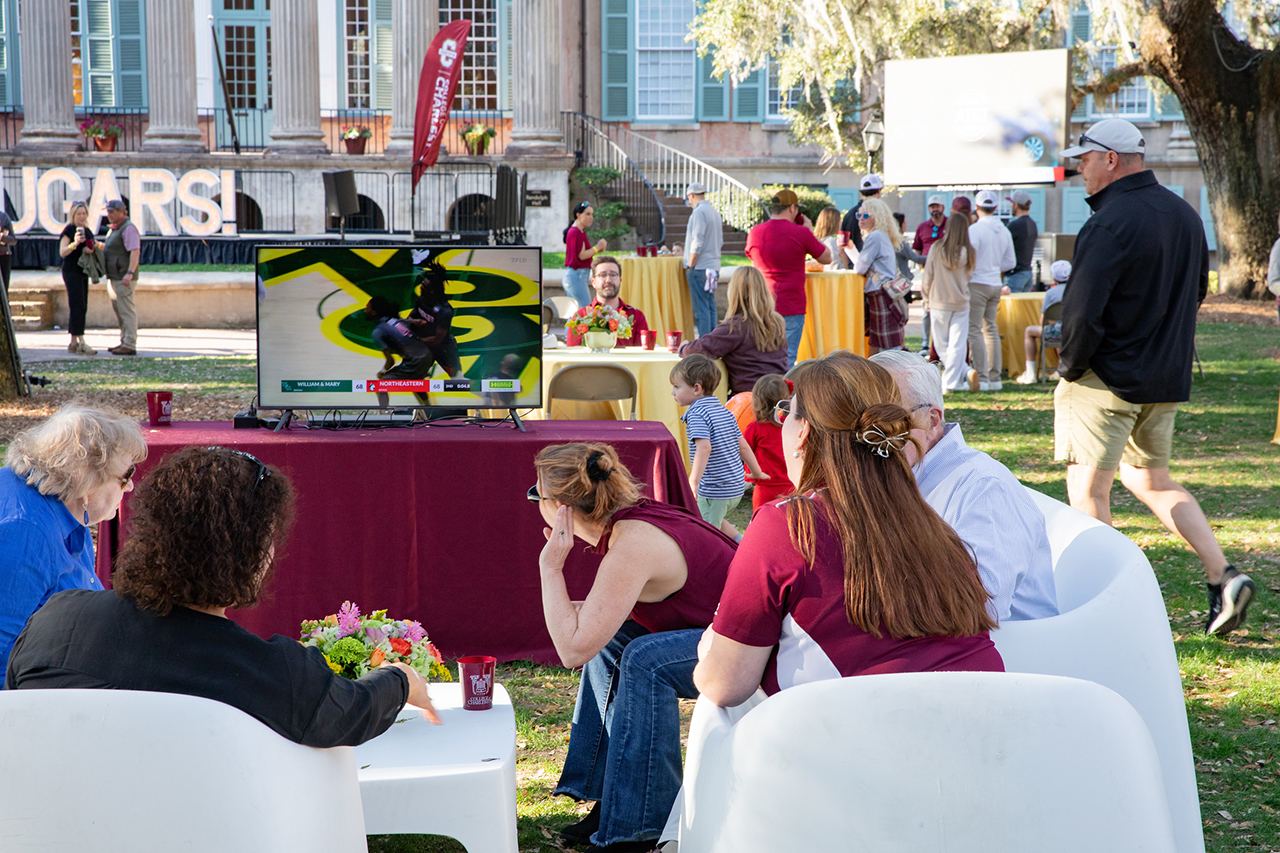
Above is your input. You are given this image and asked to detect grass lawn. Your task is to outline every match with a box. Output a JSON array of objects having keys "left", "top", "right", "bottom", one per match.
[{"left": 3, "top": 310, "right": 1277, "bottom": 852}]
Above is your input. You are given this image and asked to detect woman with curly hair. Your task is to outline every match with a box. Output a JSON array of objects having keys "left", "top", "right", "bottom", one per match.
[
  {"left": 0, "top": 403, "right": 146, "bottom": 667},
  {"left": 854, "top": 197, "right": 909, "bottom": 355},
  {"left": 6, "top": 446, "right": 437, "bottom": 746},
  {"left": 531, "top": 442, "right": 737, "bottom": 851},
  {"left": 694, "top": 352, "right": 1002, "bottom": 708}
]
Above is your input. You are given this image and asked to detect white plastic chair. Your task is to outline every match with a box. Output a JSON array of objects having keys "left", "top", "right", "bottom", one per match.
[
  {"left": 991, "top": 488, "right": 1204, "bottom": 853},
  {"left": 0, "top": 689, "right": 368, "bottom": 853},
  {"left": 678, "top": 672, "right": 1177, "bottom": 853}
]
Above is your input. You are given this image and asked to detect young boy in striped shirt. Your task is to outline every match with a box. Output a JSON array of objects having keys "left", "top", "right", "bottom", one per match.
[{"left": 671, "top": 354, "right": 769, "bottom": 540}]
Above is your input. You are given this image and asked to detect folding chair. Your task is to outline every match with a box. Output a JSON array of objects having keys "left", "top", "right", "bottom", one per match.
[
  {"left": 546, "top": 363, "right": 639, "bottom": 420},
  {"left": 1038, "top": 301, "right": 1065, "bottom": 383},
  {"left": 544, "top": 296, "right": 579, "bottom": 323}
]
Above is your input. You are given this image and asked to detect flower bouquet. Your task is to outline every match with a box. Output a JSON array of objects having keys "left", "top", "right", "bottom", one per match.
[
  {"left": 460, "top": 123, "right": 496, "bottom": 155},
  {"left": 573, "top": 303, "right": 634, "bottom": 351},
  {"left": 340, "top": 124, "right": 373, "bottom": 140},
  {"left": 300, "top": 601, "right": 452, "bottom": 681}
]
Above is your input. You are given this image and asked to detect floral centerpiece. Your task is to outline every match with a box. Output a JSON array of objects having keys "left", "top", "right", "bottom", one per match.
[
  {"left": 572, "top": 303, "right": 633, "bottom": 351},
  {"left": 300, "top": 601, "right": 451, "bottom": 681},
  {"left": 460, "top": 123, "right": 496, "bottom": 155}
]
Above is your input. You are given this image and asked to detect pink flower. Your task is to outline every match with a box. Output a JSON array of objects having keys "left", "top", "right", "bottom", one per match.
[
  {"left": 403, "top": 621, "right": 427, "bottom": 644},
  {"left": 336, "top": 601, "right": 361, "bottom": 636},
  {"left": 364, "top": 625, "right": 387, "bottom": 646}
]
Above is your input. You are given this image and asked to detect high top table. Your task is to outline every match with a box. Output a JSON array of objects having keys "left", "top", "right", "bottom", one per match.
[
  {"left": 799, "top": 272, "right": 868, "bottom": 359},
  {"left": 95, "top": 420, "right": 696, "bottom": 665},
  {"left": 998, "top": 292, "right": 1058, "bottom": 377},
  {"left": 618, "top": 255, "right": 693, "bottom": 341}
]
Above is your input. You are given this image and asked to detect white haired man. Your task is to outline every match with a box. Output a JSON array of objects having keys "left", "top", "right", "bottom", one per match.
[{"left": 870, "top": 350, "right": 1058, "bottom": 621}]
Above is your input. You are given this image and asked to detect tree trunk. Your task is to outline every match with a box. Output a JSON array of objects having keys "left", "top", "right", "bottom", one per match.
[
  {"left": 0, "top": 298, "right": 24, "bottom": 399},
  {"left": 1140, "top": 1, "right": 1280, "bottom": 297}
]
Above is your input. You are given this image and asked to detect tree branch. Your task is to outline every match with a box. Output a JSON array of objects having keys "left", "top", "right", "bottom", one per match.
[{"left": 1072, "top": 60, "right": 1150, "bottom": 110}]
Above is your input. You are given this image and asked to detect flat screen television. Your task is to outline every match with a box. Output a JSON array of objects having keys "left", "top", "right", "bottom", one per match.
[{"left": 256, "top": 245, "right": 542, "bottom": 411}]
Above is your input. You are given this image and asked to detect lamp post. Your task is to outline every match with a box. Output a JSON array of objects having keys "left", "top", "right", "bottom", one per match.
[{"left": 862, "top": 115, "right": 884, "bottom": 174}]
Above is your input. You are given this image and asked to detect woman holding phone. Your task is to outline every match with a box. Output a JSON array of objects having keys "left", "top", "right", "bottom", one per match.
[{"left": 57, "top": 202, "right": 97, "bottom": 355}]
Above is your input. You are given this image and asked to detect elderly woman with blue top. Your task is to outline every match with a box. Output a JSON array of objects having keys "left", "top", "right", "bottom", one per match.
[{"left": 0, "top": 404, "right": 146, "bottom": 669}]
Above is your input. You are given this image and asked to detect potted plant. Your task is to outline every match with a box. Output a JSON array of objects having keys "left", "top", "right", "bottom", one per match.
[
  {"left": 341, "top": 124, "right": 372, "bottom": 155},
  {"left": 571, "top": 303, "right": 634, "bottom": 352},
  {"left": 80, "top": 119, "right": 123, "bottom": 152},
  {"left": 460, "top": 123, "right": 496, "bottom": 156}
]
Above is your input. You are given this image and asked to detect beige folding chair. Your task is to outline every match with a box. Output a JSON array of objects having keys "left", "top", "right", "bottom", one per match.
[
  {"left": 546, "top": 363, "right": 639, "bottom": 420},
  {"left": 541, "top": 303, "right": 556, "bottom": 335},
  {"left": 544, "top": 296, "right": 579, "bottom": 322},
  {"left": 1038, "top": 301, "right": 1065, "bottom": 384}
]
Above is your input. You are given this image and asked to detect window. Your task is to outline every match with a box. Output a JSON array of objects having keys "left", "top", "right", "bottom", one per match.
[
  {"left": 0, "top": 0, "right": 17, "bottom": 107},
  {"left": 635, "top": 0, "right": 695, "bottom": 120},
  {"left": 1093, "top": 48, "right": 1149, "bottom": 118},
  {"left": 441, "top": 0, "right": 500, "bottom": 111},
  {"left": 344, "top": 0, "right": 371, "bottom": 107},
  {"left": 72, "top": 0, "right": 147, "bottom": 107},
  {"left": 766, "top": 58, "right": 804, "bottom": 121}
]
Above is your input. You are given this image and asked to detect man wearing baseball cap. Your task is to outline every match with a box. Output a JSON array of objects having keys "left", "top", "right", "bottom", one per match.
[
  {"left": 103, "top": 199, "right": 141, "bottom": 356},
  {"left": 1004, "top": 189, "right": 1038, "bottom": 293},
  {"left": 966, "top": 189, "right": 1015, "bottom": 391},
  {"left": 912, "top": 194, "right": 948, "bottom": 257},
  {"left": 1056, "top": 117, "right": 1253, "bottom": 636},
  {"left": 683, "top": 181, "right": 724, "bottom": 338},
  {"left": 745, "top": 189, "right": 832, "bottom": 366},
  {"left": 839, "top": 173, "right": 883, "bottom": 253}
]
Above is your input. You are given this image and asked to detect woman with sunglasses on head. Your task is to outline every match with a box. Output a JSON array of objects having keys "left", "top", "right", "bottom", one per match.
[
  {"left": 854, "top": 198, "right": 910, "bottom": 355},
  {"left": 6, "top": 446, "right": 437, "bottom": 745},
  {"left": 694, "top": 352, "right": 1002, "bottom": 710},
  {"left": 563, "top": 202, "right": 609, "bottom": 311},
  {"left": 531, "top": 442, "right": 737, "bottom": 852},
  {"left": 0, "top": 404, "right": 146, "bottom": 669}
]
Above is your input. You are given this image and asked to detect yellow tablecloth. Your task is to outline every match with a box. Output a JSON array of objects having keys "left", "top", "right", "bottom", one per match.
[
  {"left": 530, "top": 345, "right": 728, "bottom": 470},
  {"left": 617, "top": 256, "right": 693, "bottom": 343},
  {"left": 1273, "top": 391, "right": 1280, "bottom": 445},
  {"left": 997, "top": 292, "right": 1057, "bottom": 377},
  {"left": 798, "top": 272, "right": 868, "bottom": 360}
]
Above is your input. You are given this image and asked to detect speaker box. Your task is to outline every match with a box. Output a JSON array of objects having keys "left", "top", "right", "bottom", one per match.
[{"left": 322, "top": 170, "right": 360, "bottom": 218}]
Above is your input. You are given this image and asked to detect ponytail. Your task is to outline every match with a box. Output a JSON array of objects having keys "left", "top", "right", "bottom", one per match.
[{"left": 534, "top": 442, "right": 642, "bottom": 524}]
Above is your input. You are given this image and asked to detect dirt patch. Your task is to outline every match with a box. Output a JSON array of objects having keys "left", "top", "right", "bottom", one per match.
[
  {"left": 0, "top": 390, "right": 248, "bottom": 446},
  {"left": 1198, "top": 293, "right": 1279, "bottom": 327}
]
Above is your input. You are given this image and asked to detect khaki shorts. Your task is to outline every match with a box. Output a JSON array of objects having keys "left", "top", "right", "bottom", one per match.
[{"left": 1054, "top": 369, "right": 1178, "bottom": 470}]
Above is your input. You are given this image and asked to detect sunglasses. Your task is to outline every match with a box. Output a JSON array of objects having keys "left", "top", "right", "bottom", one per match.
[
  {"left": 1078, "top": 133, "right": 1117, "bottom": 154},
  {"left": 527, "top": 484, "right": 544, "bottom": 503},
  {"left": 773, "top": 399, "right": 792, "bottom": 425},
  {"left": 118, "top": 463, "right": 136, "bottom": 489},
  {"left": 855, "top": 212, "right": 872, "bottom": 220},
  {"left": 208, "top": 446, "right": 270, "bottom": 487}
]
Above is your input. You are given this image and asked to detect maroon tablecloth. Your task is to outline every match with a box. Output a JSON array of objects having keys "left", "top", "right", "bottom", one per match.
[{"left": 96, "top": 420, "right": 696, "bottom": 665}]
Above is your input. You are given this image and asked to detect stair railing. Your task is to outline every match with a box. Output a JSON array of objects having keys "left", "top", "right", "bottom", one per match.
[{"left": 560, "top": 111, "right": 666, "bottom": 247}]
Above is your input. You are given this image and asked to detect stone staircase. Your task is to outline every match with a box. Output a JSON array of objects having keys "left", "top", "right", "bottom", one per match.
[
  {"left": 657, "top": 192, "right": 749, "bottom": 256},
  {"left": 8, "top": 291, "right": 54, "bottom": 330}
]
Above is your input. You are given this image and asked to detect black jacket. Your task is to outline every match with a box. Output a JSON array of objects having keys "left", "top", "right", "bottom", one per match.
[{"left": 1058, "top": 170, "right": 1208, "bottom": 404}]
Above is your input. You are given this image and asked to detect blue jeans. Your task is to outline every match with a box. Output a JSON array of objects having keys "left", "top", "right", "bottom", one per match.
[
  {"left": 554, "top": 622, "right": 701, "bottom": 846},
  {"left": 686, "top": 267, "right": 717, "bottom": 337},
  {"left": 1004, "top": 270, "right": 1034, "bottom": 293},
  {"left": 562, "top": 267, "right": 592, "bottom": 311},
  {"left": 783, "top": 313, "right": 806, "bottom": 367}
]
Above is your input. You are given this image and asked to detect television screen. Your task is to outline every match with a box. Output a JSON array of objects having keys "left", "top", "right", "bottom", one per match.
[{"left": 256, "top": 245, "right": 542, "bottom": 410}]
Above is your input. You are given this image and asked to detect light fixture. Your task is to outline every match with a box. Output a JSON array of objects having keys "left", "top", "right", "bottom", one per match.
[{"left": 862, "top": 115, "right": 884, "bottom": 154}]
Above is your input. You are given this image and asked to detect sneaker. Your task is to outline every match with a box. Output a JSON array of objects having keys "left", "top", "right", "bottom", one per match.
[
  {"left": 988, "top": 381, "right": 1003, "bottom": 391},
  {"left": 1205, "top": 566, "right": 1255, "bottom": 636},
  {"left": 967, "top": 369, "right": 979, "bottom": 392},
  {"left": 560, "top": 802, "right": 603, "bottom": 848},
  {"left": 1015, "top": 369, "right": 1037, "bottom": 385},
  {"left": 584, "top": 841, "right": 659, "bottom": 853},
  {"left": 978, "top": 382, "right": 991, "bottom": 392}
]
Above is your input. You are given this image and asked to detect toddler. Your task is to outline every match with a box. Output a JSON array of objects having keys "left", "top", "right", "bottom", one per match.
[
  {"left": 742, "top": 374, "right": 796, "bottom": 510},
  {"left": 671, "top": 354, "right": 767, "bottom": 539}
]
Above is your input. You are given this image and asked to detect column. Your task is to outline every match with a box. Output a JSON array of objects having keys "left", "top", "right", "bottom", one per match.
[
  {"left": 141, "top": 0, "right": 205, "bottom": 151},
  {"left": 386, "top": 0, "right": 436, "bottom": 151},
  {"left": 507, "top": 0, "right": 564, "bottom": 153},
  {"left": 16, "top": 0, "right": 81, "bottom": 152},
  {"left": 267, "top": 0, "right": 328, "bottom": 154}
]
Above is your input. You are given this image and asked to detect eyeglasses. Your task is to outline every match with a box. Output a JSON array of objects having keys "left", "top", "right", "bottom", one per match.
[
  {"left": 773, "top": 399, "right": 792, "bottom": 425},
  {"left": 907, "top": 402, "right": 931, "bottom": 414},
  {"left": 1078, "top": 133, "right": 1116, "bottom": 153},
  {"left": 208, "top": 446, "right": 270, "bottom": 487},
  {"left": 118, "top": 463, "right": 136, "bottom": 489},
  {"left": 527, "top": 484, "right": 545, "bottom": 503},
  {"left": 594, "top": 272, "right": 621, "bottom": 280}
]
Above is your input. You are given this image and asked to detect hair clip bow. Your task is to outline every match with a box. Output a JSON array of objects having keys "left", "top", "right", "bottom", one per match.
[{"left": 859, "top": 425, "right": 907, "bottom": 458}]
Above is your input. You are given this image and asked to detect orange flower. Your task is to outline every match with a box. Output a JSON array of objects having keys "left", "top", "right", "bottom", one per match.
[
  {"left": 370, "top": 648, "right": 386, "bottom": 667},
  {"left": 389, "top": 637, "right": 412, "bottom": 656},
  {"left": 428, "top": 643, "right": 443, "bottom": 663},
  {"left": 608, "top": 319, "right": 618, "bottom": 331}
]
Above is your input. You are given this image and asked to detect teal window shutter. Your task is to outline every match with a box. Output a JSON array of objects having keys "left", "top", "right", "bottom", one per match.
[
  {"left": 1061, "top": 186, "right": 1090, "bottom": 234},
  {"left": 1024, "top": 188, "right": 1047, "bottom": 233},
  {"left": 0, "top": 0, "right": 9, "bottom": 107},
  {"left": 697, "top": 49, "right": 728, "bottom": 121},
  {"left": 602, "top": 0, "right": 632, "bottom": 120},
  {"left": 1199, "top": 186, "right": 1217, "bottom": 251},
  {"left": 373, "top": 0, "right": 392, "bottom": 109},
  {"left": 116, "top": 0, "right": 145, "bottom": 107},
  {"left": 733, "top": 68, "right": 763, "bottom": 122}
]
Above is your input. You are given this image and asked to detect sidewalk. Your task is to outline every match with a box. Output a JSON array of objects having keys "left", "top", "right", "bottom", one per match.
[{"left": 17, "top": 328, "right": 257, "bottom": 362}]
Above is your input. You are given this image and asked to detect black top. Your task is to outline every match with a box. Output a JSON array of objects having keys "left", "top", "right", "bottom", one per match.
[
  {"left": 0, "top": 211, "right": 15, "bottom": 256},
  {"left": 6, "top": 589, "right": 410, "bottom": 748},
  {"left": 1058, "top": 171, "right": 1208, "bottom": 404},
  {"left": 1007, "top": 215, "right": 1037, "bottom": 273},
  {"left": 840, "top": 200, "right": 866, "bottom": 252},
  {"left": 59, "top": 224, "right": 95, "bottom": 282}
]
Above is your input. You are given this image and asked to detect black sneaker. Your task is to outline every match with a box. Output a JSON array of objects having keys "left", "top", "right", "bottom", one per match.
[
  {"left": 1205, "top": 566, "right": 1256, "bottom": 636},
  {"left": 560, "top": 801, "right": 602, "bottom": 848}
]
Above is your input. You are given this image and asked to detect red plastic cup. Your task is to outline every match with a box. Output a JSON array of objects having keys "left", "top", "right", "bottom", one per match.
[
  {"left": 458, "top": 655, "right": 497, "bottom": 711},
  {"left": 640, "top": 329, "right": 657, "bottom": 350},
  {"left": 637, "top": 246, "right": 648, "bottom": 257},
  {"left": 146, "top": 391, "right": 173, "bottom": 426},
  {"left": 666, "top": 330, "right": 683, "bottom": 352},
  {"left": 837, "top": 231, "right": 850, "bottom": 247}
]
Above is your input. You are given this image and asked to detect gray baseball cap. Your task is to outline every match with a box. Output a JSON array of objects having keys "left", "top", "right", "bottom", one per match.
[
  {"left": 1060, "top": 118, "right": 1146, "bottom": 158},
  {"left": 1007, "top": 190, "right": 1033, "bottom": 207},
  {"left": 105, "top": 199, "right": 127, "bottom": 211},
  {"left": 926, "top": 194, "right": 945, "bottom": 207},
  {"left": 975, "top": 190, "right": 999, "bottom": 209},
  {"left": 686, "top": 182, "right": 707, "bottom": 196}
]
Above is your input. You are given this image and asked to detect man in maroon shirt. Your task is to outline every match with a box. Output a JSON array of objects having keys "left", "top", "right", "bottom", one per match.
[
  {"left": 565, "top": 254, "right": 650, "bottom": 347},
  {"left": 745, "top": 189, "right": 831, "bottom": 367},
  {"left": 913, "top": 194, "right": 948, "bottom": 257}
]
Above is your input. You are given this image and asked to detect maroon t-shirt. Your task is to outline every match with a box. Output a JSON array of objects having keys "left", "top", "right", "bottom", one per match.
[
  {"left": 565, "top": 298, "right": 649, "bottom": 347},
  {"left": 744, "top": 219, "right": 828, "bottom": 316},
  {"left": 913, "top": 217, "right": 947, "bottom": 256},
  {"left": 713, "top": 495, "right": 1003, "bottom": 695},
  {"left": 593, "top": 499, "right": 737, "bottom": 633},
  {"left": 565, "top": 226, "right": 592, "bottom": 270}
]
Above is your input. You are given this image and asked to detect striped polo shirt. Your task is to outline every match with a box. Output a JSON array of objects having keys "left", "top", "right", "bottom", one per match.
[{"left": 681, "top": 395, "right": 745, "bottom": 500}]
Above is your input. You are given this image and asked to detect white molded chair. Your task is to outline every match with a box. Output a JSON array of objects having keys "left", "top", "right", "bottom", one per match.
[
  {"left": 679, "top": 672, "right": 1176, "bottom": 853},
  {"left": 992, "top": 488, "right": 1203, "bottom": 853},
  {"left": 0, "top": 689, "right": 368, "bottom": 852}
]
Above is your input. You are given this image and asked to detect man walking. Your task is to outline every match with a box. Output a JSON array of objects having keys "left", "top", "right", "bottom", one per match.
[
  {"left": 966, "top": 190, "right": 1015, "bottom": 390},
  {"left": 745, "top": 189, "right": 832, "bottom": 366},
  {"left": 103, "top": 199, "right": 141, "bottom": 356},
  {"left": 1056, "top": 118, "right": 1253, "bottom": 636},
  {"left": 1004, "top": 190, "right": 1038, "bottom": 293},
  {"left": 683, "top": 182, "right": 723, "bottom": 338}
]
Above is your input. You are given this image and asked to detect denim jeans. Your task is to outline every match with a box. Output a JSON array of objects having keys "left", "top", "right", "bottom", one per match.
[
  {"left": 1004, "top": 269, "right": 1034, "bottom": 293},
  {"left": 554, "top": 621, "right": 701, "bottom": 846},
  {"left": 562, "top": 267, "right": 592, "bottom": 311},
  {"left": 783, "top": 313, "right": 806, "bottom": 367},
  {"left": 685, "top": 267, "right": 718, "bottom": 337}
]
